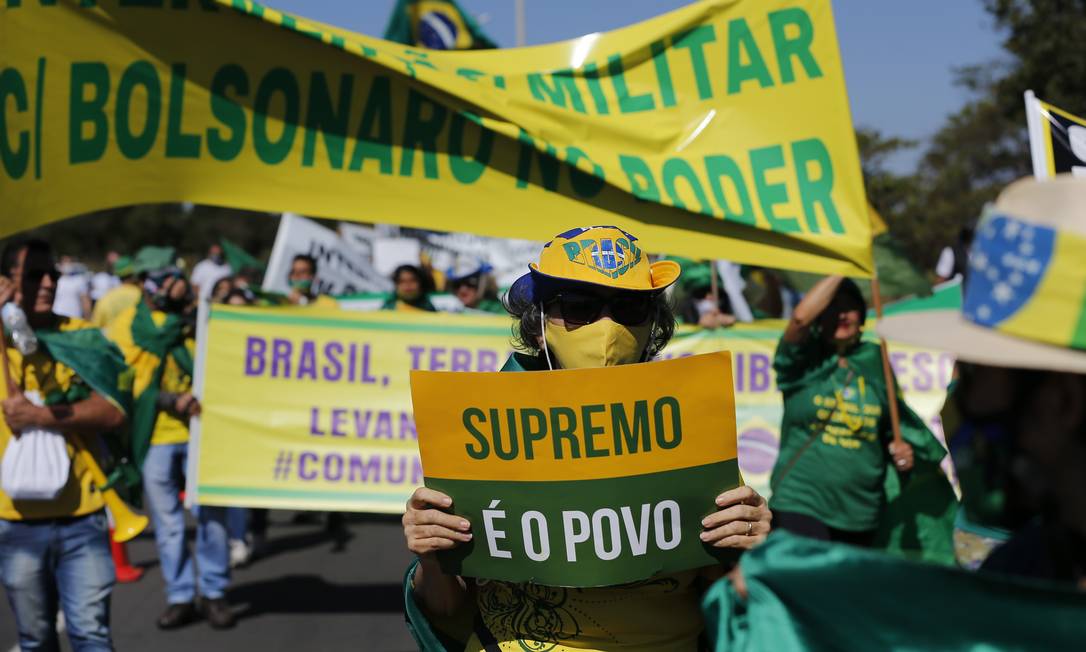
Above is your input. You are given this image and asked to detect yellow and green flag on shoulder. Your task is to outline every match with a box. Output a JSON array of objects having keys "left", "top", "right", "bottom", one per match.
[{"left": 383, "top": 0, "right": 498, "bottom": 50}]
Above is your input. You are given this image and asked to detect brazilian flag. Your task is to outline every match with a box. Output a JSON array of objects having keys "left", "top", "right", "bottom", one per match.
[
  {"left": 36, "top": 327, "right": 141, "bottom": 498},
  {"left": 383, "top": 0, "right": 498, "bottom": 50}
]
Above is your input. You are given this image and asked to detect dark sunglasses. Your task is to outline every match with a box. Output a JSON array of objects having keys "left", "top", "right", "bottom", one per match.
[{"left": 547, "top": 291, "right": 654, "bottom": 326}]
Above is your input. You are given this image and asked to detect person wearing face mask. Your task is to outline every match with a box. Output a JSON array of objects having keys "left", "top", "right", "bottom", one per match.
[
  {"left": 768, "top": 276, "right": 955, "bottom": 551},
  {"left": 402, "top": 226, "right": 772, "bottom": 652},
  {"left": 382, "top": 264, "right": 437, "bottom": 312},
  {"left": 191, "top": 244, "right": 232, "bottom": 300},
  {"left": 286, "top": 254, "right": 338, "bottom": 308},
  {"left": 106, "top": 273, "right": 235, "bottom": 630},
  {"left": 0, "top": 239, "right": 128, "bottom": 651}
]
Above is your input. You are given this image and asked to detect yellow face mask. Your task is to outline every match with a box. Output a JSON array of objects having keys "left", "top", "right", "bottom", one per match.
[{"left": 543, "top": 316, "right": 652, "bottom": 369}]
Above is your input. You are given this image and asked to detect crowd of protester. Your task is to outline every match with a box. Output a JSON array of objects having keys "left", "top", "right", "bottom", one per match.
[{"left": 2, "top": 175, "right": 1084, "bottom": 650}]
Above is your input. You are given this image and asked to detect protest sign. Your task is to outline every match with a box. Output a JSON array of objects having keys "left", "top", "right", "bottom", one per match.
[
  {"left": 2, "top": 0, "right": 872, "bottom": 275},
  {"left": 188, "top": 305, "right": 953, "bottom": 514},
  {"left": 411, "top": 353, "right": 740, "bottom": 586},
  {"left": 190, "top": 305, "right": 514, "bottom": 512},
  {"left": 1025, "top": 90, "right": 1086, "bottom": 179},
  {"left": 263, "top": 213, "right": 389, "bottom": 295}
]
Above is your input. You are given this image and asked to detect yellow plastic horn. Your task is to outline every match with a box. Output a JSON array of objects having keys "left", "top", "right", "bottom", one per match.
[{"left": 72, "top": 434, "right": 149, "bottom": 543}]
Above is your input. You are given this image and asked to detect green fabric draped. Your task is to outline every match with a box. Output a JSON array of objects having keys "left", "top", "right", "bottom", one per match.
[
  {"left": 837, "top": 344, "right": 957, "bottom": 564},
  {"left": 36, "top": 328, "right": 130, "bottom": 413},
  {"left": 34, "top": 326, "right": 140, "bottom": 496},
  {"left": 702, "top": 532, "right": 1086, "bottom": 651},
  {"left": 128, "top": 302, "right": 193, "bottom": 471}
]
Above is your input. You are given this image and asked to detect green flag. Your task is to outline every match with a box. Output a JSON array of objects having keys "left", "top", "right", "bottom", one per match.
[
  {"left": 703, "top": 533, "right": 1086, "bottom": 652},
  {"left": 383, "top": 0, "right": 498, "bottom": 50},
  {"left": 219, "top": 237, "right": 265, "bottom": 275},
  {"left": 37, "top": 326, "right": 141, "bottom": 497}
]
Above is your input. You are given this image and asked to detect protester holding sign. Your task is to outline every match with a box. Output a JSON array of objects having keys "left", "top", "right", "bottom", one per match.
[
  {"left": 0, "top": 239, "right": 128, "bottom": 651},
  {"left": 403, "top": 226, "right": 771, "bottom": 651},
  {"left": 769, "top": 276, "right": 953, "bottom": 554}
]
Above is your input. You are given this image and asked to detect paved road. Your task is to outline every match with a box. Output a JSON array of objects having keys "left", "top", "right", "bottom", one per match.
[{"left": 0, "top": 512, "right": 418, "bottom": 651}]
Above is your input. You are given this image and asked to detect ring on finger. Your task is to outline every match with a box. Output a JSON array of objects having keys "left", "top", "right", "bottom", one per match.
[{"left": 746, "top": 521, "right": 753, "bottom": 536}]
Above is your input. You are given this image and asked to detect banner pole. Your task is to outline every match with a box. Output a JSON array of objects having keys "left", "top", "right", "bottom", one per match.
[
  {"left": 183, "top": 297, "right": 212, "bottom": 510},
  {"left": 870, "top": 276, "right": 903, "bottom": 445},
  {"left": 1024, "top": 90, "right": 1049, "bottom": 179}
]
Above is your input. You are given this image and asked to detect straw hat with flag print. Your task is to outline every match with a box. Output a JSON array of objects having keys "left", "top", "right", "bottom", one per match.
[
  {"left": 509, "top": 226, "right": 681, "bottom": 304},
  {"left": 878, "top": 175, "right": 1086, "bottom": 373}
]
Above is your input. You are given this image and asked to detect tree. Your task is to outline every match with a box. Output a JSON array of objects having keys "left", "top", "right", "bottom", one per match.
[{"left": 869, "top": 0, "right": 1086, "bottom": 272}]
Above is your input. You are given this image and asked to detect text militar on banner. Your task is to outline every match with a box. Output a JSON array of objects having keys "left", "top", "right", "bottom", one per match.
[{"left": 2, "top": 0, "right": 873, "bottom": 276}]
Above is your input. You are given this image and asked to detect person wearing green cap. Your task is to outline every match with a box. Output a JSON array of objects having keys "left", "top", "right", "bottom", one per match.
[
  {"left": 401, "top": 226, "right": 772, "bottom": 651},
  {"left": 90, "top": 254, "right": 142, "bottom": 330},
  {"left": 880, "top": 175, "right": 1086, "bottom": 586}
]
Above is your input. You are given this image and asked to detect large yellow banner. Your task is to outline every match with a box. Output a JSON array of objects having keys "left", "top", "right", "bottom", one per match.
[
  {"left": 2, "top": 0, "right": 871, "bottom": 275},
  {"left": 191, "top": 306, "right": 952, "bottom": 512}
]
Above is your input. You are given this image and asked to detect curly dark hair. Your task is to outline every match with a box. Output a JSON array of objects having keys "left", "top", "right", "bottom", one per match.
[
  {"left": 502, "top": 288, "right": 676, "bottom": 362},
  {"left": 392, "top": 264, "right": 436, "bottom": 294}
]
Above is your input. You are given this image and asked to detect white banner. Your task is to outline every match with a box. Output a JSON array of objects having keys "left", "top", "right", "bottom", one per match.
[{"left": 264, "top": 214, "right": 390, "bottom": 296}]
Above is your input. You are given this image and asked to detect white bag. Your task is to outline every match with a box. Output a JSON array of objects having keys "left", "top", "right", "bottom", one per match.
[{"left": 1, "top": 390, "right": 72, "bottom": 501}]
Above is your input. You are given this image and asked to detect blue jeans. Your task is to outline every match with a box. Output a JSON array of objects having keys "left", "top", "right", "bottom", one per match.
[
  {"left": 226, "top": 507, "right": 248, "bottom": 541},
  {"left": 143, "top": 443, "right": 230, "bottom": 604},
  {"left": 0, "top": 510, "right": 115, "bottom": 651}
]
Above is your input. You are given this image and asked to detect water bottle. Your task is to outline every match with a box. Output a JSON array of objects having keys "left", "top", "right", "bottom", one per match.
[{"left": 1, "top": 303, "right": 38, "bottom": 356}]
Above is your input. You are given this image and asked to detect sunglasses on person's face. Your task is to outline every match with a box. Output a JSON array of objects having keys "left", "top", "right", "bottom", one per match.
[{"left": 547, "top": 291, "right": 654, "bottom": 327}]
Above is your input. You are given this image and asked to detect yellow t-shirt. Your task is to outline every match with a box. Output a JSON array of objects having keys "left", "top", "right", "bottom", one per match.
[
  {"left": 91, "top": 283, "right": 142, "bottom": 329},
  {"left": 106, "top": 306, "right": 195, "bottom": 447},
  {"left": 466, "top": 571, "right": 704, "bottom": 651},
  {"left": 0, "top": 317, "right": 107, "bottom": 521}
]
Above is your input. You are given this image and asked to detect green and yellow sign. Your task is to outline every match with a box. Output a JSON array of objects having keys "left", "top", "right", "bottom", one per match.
[
  {"left": 410, "top": 353, "right": 740, "bottom": 586},
  {"left": 2, "top": 0, "right": 871, "bottom": 275}
]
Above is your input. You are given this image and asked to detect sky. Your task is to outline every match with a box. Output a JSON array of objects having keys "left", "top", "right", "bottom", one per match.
[{"left": 265, "top": 1, "right": 1007, "bottom": 172}]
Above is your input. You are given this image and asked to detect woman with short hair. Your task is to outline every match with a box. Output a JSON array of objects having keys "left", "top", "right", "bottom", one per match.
[{"left": 402, "top": 226, "right": 771, "bottom": 651}]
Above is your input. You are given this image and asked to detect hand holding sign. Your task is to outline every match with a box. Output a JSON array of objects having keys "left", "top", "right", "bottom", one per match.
[
  {"left": 702, "top": 486, "right": 771, "bottom": 550},
  {"left": 402, "top": 487, "right": 472, "bottom": 555},
  {"left": 410, "top": 352, "right": 750, "bottom": 587}
]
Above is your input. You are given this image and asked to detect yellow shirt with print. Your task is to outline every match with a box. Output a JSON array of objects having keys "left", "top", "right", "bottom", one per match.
[
  {"left": 465, "top": 571, "right": 704, "bottom": 652},
  {"left": 106, "top": 305, "right": 195, "bottom": 446},
  {"left": 0, "top": 317, "right": 107, "bottom": 521}
]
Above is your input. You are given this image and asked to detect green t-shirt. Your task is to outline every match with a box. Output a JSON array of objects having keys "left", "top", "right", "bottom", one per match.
[{"left": 769, "top": 337, "right": 894, "bottom": 532}]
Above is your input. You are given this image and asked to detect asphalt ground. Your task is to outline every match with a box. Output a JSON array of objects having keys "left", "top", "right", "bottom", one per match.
[{"left": 0, "top": 511, "right": 417, "bottom": 651}]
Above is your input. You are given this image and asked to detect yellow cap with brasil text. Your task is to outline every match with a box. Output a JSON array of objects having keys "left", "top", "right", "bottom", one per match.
[{"left": 511, "top": 226, "right": 681, "bottom": 303}]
